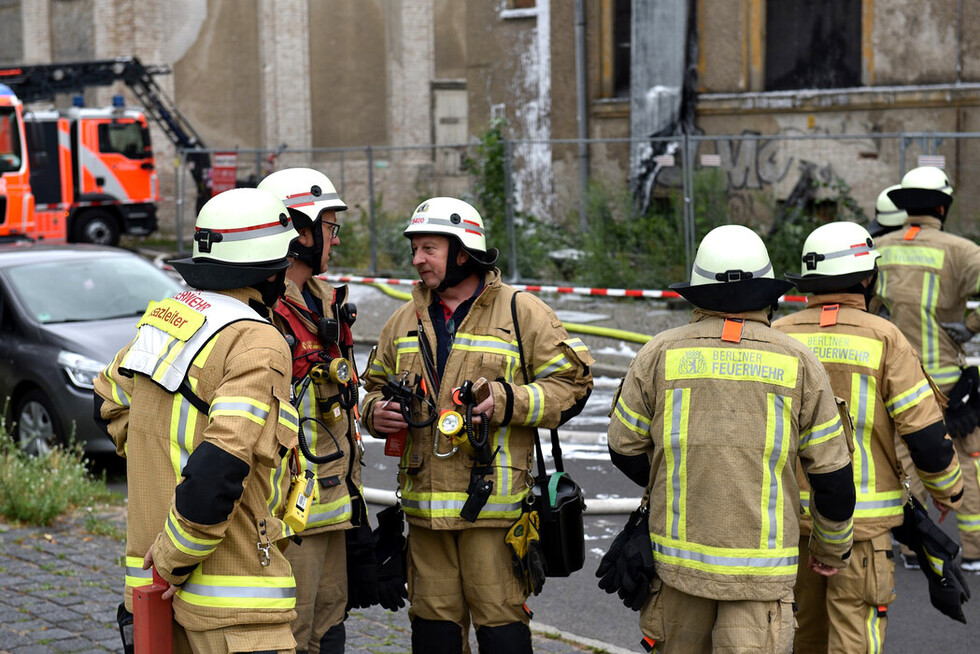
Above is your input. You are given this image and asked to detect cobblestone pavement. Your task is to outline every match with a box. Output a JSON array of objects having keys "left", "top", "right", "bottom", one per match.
[{"left": 0, "top": 505, "right": 598, "bottom": 654}]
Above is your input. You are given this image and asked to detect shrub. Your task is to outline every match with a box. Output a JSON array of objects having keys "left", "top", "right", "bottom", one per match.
[{"left": 0, "top": 429, "right": 117, "bottom": 526}]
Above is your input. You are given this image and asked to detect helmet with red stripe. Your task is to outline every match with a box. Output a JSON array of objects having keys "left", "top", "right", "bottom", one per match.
[
  {"left": 171, "top": 187, "right": 296, "bottom": 292},
  {"left": 785, "top": 221, "right": 880, "bottom": 293},
  {"left": 258, "top": 167, "right": 346, "bottom": 272},
  {"left": 403, "top": 197, "right": 498, "bottom": 267}
]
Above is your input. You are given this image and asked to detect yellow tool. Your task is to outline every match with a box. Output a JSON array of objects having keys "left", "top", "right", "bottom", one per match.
[{"left": 284, "top": 470, "right": 318, "bottom": 532}]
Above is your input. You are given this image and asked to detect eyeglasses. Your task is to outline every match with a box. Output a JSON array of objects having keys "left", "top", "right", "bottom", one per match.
[{"left": 323, "top": 221, "right": 341, "bottom": 239}]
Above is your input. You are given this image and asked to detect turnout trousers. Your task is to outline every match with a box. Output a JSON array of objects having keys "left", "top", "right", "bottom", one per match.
[
  {"left": 180, "top": 622, "right": 296, "bottom": 653},
  {"left": 285, "top": 530, "right": 348, "bottom": 654},
  {"left": 794, "top": 535, "right": 895, "bottom": 654},
  {"left": 406, "top": 525, "right": 527, "bottom": 645},
  {"left": 660, "top": 583, "right": 794, "bottom": 654},
  {"left": 953, "top": 434, "right": 980, "bottom": 560}
]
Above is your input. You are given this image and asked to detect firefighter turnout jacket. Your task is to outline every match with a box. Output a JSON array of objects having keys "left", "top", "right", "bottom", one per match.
[
  {"left": 94, "top": 287, "right": 300, "bottom": 632},
  {"left": 875, "top": 216, "right": 980, "bottom": 390},
  {"left": 361, "top": 269, "right": 594, "bottom": 530},
  {"left": 773, "top": 293, "right": 963, "bottom": 540},
  {"left": 608, "top": 309, "right": 855, "bottom": 602},
  {"left": 272, "top": 277, "right": 364, "bottom": 535}
]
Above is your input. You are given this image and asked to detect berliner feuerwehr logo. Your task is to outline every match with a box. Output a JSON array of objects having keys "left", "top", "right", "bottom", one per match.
[{"left": 678, "top": 350, "right": 706, "bottom": 375}]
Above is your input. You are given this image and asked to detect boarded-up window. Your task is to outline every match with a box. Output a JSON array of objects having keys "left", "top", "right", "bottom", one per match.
[
  {"left": 433, "top": 85, "right": 468, "bottom": 176},
  {"left": 508, "top": 0, "right": 536, "bottom": 9},
  {"left": 765, "top": 0, "right": 861, "bottom": 91}
]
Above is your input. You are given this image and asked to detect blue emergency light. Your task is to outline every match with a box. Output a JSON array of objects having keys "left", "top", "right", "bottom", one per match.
[
  {"left": 72, "top": 95, "right": 84, "bottom": 107},
  {"left": 113, "top": 94, "right": 125, "bottom": 108},
  {"left": 0, "top": 84, "right": 14, "bottom": 96}
]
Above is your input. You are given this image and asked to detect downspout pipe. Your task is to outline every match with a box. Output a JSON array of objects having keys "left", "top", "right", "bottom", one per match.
[{"left": 575, "top": 0, "right": 589, "bottom": 233}]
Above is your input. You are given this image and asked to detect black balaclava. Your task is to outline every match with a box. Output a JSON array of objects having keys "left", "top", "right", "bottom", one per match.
[
  {"left": 251, "top": 269, "right": 288, "bottom": 308},
  {"left": 287, "top": 209, "right": 324, "bottom": 271},
  {"left": 436, "top": 237, "right": 482, "bottom": 292}
]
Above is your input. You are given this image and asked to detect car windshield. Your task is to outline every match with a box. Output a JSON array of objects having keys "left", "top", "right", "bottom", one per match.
[{"left": 5, "top": 254, "right": 182, "bottom": 324}]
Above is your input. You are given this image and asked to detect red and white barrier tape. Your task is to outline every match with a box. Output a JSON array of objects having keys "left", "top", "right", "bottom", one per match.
[{"left": 323, "top": 274, "right": 812, "bottom": 304}]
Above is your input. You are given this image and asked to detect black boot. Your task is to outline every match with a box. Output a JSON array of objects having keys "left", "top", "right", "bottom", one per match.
[
  {"left": 318, "top": 622, "right": 346, "bottom": 654},
  {"left": 412, "top": 617, "right": 463, "bottom": 654},
  {"left": 475, "top": 622, "right": 532, "bottom": 654}
]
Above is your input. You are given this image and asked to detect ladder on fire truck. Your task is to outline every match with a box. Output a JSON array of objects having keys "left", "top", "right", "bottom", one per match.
[{"left": 0, "top": 57, "right": 211, "bottom": 210}]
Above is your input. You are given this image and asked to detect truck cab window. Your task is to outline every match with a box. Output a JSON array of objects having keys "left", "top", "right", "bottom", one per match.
[
  {"left": 0, "top": 108, "right": 23, "bottom": 173},
  {"left": 98, "top": 122, "right": 149, "bottom": 159}
]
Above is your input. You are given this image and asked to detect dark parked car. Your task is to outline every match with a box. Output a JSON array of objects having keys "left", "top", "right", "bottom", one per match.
[{"left": 0, "top": 241, "right": 182, "bottom": 455}]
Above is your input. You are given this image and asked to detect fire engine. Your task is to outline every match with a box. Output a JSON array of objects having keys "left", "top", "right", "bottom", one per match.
[
  {"left": 0, "top": 84, "right": 34, "bottom": 240},
  {"left": 0, "top": 57, "right": 212, "bottom": 245},
  {"left": 27, "top": 97, "right": 159, "bottom": 244},
  {"left": 0, "top": 83, "right": 158, "bottom": 245}
]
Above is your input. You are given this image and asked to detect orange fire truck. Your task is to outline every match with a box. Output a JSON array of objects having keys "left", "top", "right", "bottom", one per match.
[
  {"left": 0, "top": 84, "right": 35, "bottom": 240},
  {"left": 1, "top": 57, "right": 215, "bottom": 246},
  {"left": 0, "top": 83, "right": 159, "bottom": 245}
]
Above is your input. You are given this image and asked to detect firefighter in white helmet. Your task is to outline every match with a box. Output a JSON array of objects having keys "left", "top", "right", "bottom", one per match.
[
  {"left": 875, "top": 166, "right": 980, "bottom": 573},
  {"left": 774, "top": 221, "right": 963, "bottom": 652},
  {"left": 361, "top": 197, "right": 594, "bottom": 652},
  {"left": 259, "top": 168, "right": 386, "bottom": 654},
  {"left": 868, "top": 184, "right": 908, "bottom": 238},
  {"left": 606, "top": 224, "right": 854, "bottom": 653},
  {"left": 94, "top": 187, "right": 302, "bottom": 652}
]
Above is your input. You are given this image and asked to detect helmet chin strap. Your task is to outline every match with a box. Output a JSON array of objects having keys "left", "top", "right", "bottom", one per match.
[
  {"left": 436, "top": 238, "right": 477, "bottom": 292},
  {"left": 288, "top": 222, "right": 324, "bottom": 271}
]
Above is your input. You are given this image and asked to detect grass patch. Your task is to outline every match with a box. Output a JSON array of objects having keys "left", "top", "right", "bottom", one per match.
[
  {"left": 82, "top": 510, "right": 126, "bottom": 540},
  {"left": 0, "top": 428, "right": 118, "bottom": 526}
]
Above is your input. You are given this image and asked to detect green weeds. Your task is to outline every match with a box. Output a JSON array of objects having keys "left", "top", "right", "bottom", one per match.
[{"left": 0, "top": 427, "right": 118, "bottom": 526}]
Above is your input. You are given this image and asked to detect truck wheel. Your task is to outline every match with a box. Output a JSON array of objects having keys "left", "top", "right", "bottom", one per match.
[
  {"left": 15, "top": 389, "right": 65, "bottom": 457},
  {"left": 72, "top": 210, "right": 121, "bottom": 246}
]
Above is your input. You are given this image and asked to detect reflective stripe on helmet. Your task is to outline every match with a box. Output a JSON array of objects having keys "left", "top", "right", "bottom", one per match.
[
  {"left": 692, "top": 259, "right": 772, "bottom": 282},
  {"left": 283, "top": 190, "right": 343, "bottom": 208}
]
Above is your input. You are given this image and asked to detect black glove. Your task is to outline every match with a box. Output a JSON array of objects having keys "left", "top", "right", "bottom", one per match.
[
  {"left": 596, "top": 506, "right": 656, "bottom": 611},
  {"left": 373, "top": 504, "right": 408, "bottom": 612},
  {"left": 892, "top": 494, "right": 971, "bottom": 623},
  {"left": 945, "top": 367, "right": 980, "bottom": 438},
  {"left": 346, "top": 521, "right": 379, "bottom": 610},
  {"left": 924, "top": 553, "right": 972, "bottom": 624}
]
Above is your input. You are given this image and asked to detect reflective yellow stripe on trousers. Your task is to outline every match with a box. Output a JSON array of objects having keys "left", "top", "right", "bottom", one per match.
[{"left": 656, "top": 388, "right": 797, "bottom": 576}]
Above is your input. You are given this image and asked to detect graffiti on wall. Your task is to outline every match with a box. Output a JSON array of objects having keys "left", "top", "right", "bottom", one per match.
[{"left": 711, "top": 130, "right": 843, "bottom": 224}]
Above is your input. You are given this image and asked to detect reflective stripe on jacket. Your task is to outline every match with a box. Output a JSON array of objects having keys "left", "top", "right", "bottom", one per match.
[
  {"left": 875, "top": 217, "right": 980, "bottom": 391},
  {"left": 362, "top": 269, "right": 594, "bottom": 529},
  {"left": 774, "top": 293, "right": 963, "bottom": 540},
  {"left": 608, "top": 308, "right": 854, "bottom": 602},
  {"left": 94, "top": 287, "right": 299, "bottom": 631},
  {"left": 272, "top": 278, "right": 363, "bottom": 535}
]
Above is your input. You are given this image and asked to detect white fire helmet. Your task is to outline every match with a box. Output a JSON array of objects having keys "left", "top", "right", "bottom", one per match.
[
  {"left": 888, "top": 166, "right": 953, "bottom": 216},
  {"left": 403, "top": 197, "right": 498, "bottom": 266},
  {"left": 257, "top": 167, "right": 347, "bottom": 229},
  {"left": 876, "top": 185, "right": 907, "bottom": 226},
  {"left": 258, "top": 167, "right": 346, "bottom": 270},
  {"left": 170, "top": 187, "right": 296, "bottom": 290},
  {"left": 670, "top": 225, "right": 791, "bottom": 312},
  {"left": 786, "top": 221, "right": 879, "bottom": 293},
  {"left": 867, "top": 184, "right": 908, "bottom": 237}
]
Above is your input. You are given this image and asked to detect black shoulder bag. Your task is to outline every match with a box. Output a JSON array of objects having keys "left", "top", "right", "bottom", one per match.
[{"left": 511, "top": 291, "right": 586, "bottom": 577}]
